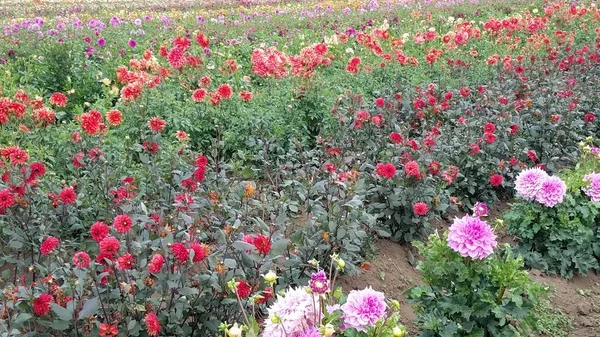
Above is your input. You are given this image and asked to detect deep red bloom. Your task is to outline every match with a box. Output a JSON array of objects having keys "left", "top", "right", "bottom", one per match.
[
  {"left": 376, "top": 163, "right": 396, "bottom": 179},
  {"left": 253, "top": 235, "right": 272, "bottom": 255},
  {"left": 33, "top": 293, "right": 53, "bottom": 316},
  {"left": 148, "top": 117, "right": 166, "bottom": 132},
  {"left": 427, "top": 161, "right": 441, "bottom": 175},
  {"left": 99, "top": 236, "right": 120, "bottom": 256},
  {"left": 113, "top": 214, "right": 133, "bottom": 233},
  {"left": 256, "top": 287, "right": 273, "bottom": 304},
  {"left": 73, "top": 152, "right": 85, "bottom": 168},
  {"left": 374, "top": 97, "right": 385, "bottom": 108},
  {"left": 90, "top": 221, "right": 110, "bottom": 242},
  {"left": 584, "top": 113, "right": 595, "bottom": 124},
  {"left": 72, "top": 251, "right": 91, "bottom": 268},
  {"left": 509, "top": 124, "right": 519, "bottom": 135},
  {"left": 193, "top": 166, "right": 206, "bottom": 182},
  {"left": 192, "top": 88, "right": 207, "bottom": 102},
  {"left": 236, "top": 281, "right": 251, "bottom": 298},
  {"left": 117, "top": 253, "right": 135, "bottom": 270},
  {"left": 217, "top": 84, "right": 233, "bottom": 99},
  {"left": 0, "top": 189, "right": 15, "bottom": 209},
  {"left": 171, "top": 242, "right": 189, "bottom": 263},
  {"left": 490, "top": 174, "right": 503, "bottom": 187},
  {"left": 190, "top": 243, "right": 208, "bottom": 262},
  {"left": 483, "top": 133, "right": 496, "bottom": 144},
  {"left": 49, "top": 92, "right": 68, "bottom": 107},
  {"left": 196, "top": 33, "right": 209, "bottom": 48},
  {"left": 469, "top": 143, "right": 480, "bottom": 155},
  {"left": 389, "top": 132, "right": 403, "bottom": 144},
  {"left": 238, "top": 91, "right": 253, "bottom": 102},
  {"left": 147, "top": 254, "right": 164, "bottom": 274},
  {"left": 459, "top": 87, "right": 471, "bottom": 97},
  {"left": 59, "top": 187, "right": 77, "bottom": 205},
  {"left": 483, "top": 122, "right": 496, "bottom": 133},
  {"left": 195, "top": 155, "right": 208, "bottom": 167},
  {"left": 404, "top": 161, "right": 421, "bottom": 178},
  {"left": 145, "top": 312, "right": 161, "bottom": 337},
  {"left": 106, "top": 110, "right": 123, "bottom": 126},
  {"left": 40, "top": 236, "right": 60, "bottom": 256},
  {"left": 527, "top": 151, "right": 538, "bottom": 162},
  {"left": 413, "top": 202, "right": 429, "bottom": 216},
  {"left": 29, "top": 162, "right": 46, "bottom": 179}
]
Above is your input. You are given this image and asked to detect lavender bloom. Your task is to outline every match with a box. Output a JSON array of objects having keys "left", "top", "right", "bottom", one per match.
[
  {"left": 341, "top": 287, "right": 387, "bottom": 332},
  {"left": 535, "top": 176, "right": 567, "bottom": 207},
  {"left": 583, "top": 173, "right": 600, "bottom": 201},
  {"left": 515, "top": 167, "right": 548, "bottom": 200},
  {"left": 448, "top": 215, "right": 497, "bottom": 260}
]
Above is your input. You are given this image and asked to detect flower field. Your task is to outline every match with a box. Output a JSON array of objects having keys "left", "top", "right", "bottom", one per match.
[{"left": 1, "top": 0, "right": 600, "bottom": 336}]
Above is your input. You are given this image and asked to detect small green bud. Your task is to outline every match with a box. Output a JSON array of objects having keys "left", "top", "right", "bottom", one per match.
[
  {"left": 271, "top": 315, "right": 281, "bottom": 324},
  {"left": 337, "top": 258, "right": 346, "bottom": 269},
  {"left": 390, "top": 299, "right": 400, "bottom": 309}
]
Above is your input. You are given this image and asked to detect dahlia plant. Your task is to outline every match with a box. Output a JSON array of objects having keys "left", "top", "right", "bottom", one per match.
[
  {"left": 408, "top": 220, "right": 543, "bottom": 337},
  {"left": 223, "top": 255, "right": 408, "bottom": 337},
  {"left": 505, "top": 140, "right": 600, "bottom": 278}
]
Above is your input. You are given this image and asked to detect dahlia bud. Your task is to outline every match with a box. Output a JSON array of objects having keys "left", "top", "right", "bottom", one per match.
[
  {"left": 392, "top": 326, "right": 407, "bottom": 337},
  {"left": 263, "top": 271, "right": 278, "bottom": 284},
  {"left": 584, "top": 145, "right": 591, "bottom": 153},
  {"left": 586, "top": 136, "right": 594, "bottom": 143},
  {"left": 337, "top": 258, "right": 346, "bottom": 269},
  {"left": 579, "top": 141, "right": 586, "bottom": 148},
  {"left": 227, "top": 323, "right": 243, "bottom": 337},
  {"left": 227, "top": 279, "right": 238, "bottom": 293},
  {"left": 271, "top": 315, "right": 281, "bottom": 324},
  {"left": 390, "top": 299, "right": 400, "bottom": 309},
  {"left": 320, "top": 324, "right": 335, "bottom": 337}
]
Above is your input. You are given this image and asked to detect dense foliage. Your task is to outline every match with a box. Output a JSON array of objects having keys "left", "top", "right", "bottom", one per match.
[{"left": 0, "top": 0, "right": 599, "bottom": 336}]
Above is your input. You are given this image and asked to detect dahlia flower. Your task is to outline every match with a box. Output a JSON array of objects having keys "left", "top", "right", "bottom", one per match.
[
  {"left": 341, "top": 287, "right": 387, "bottom": 332},
  {"left": 263, "top": 287, "right": 321, "bottom": 337},
  {"left": 583, "top": 173, "right": 600, "bottom": 202},
  {"left": 514, "top": 167, "right": 548, "bottom": 200},
  {"left": 447, "top": 215, "right": 497, "bottom": 260},
  {"left": 535, "top": 176, "right": 567, "bottom": 207}
]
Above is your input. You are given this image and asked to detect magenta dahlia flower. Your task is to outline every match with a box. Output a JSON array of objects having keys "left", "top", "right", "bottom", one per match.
[
  {"left": 514, "top": 167, "right": 548, "bottom": 200},
  {"left": 583, "top": 173, "right": 600, "bottom": 201},
  {"left": 472, "top": 201, "right": 488, "bottom": 217},
  {"left": 447, "top": 215, "right": 497, "bottom": 260},
  {"left": 263, "top": 287, "right": 321, "bottom": 337},
  {"left": 535, "top": 176, "right": 567, "bottom": 207},
  {"left": 341, "top": 287, "right": 387, "bottom": 332},
  {"left": 309, "top": 270, "right": 329, "bottom": 294}
]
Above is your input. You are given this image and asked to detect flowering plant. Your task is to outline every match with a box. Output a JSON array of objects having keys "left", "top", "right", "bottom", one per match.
[
  {"left": 222, "top": 255, "right": 408, "bottom": 337},
  {"left": 408, "top": 217, "right": 543, "bottom": 337},
  {"left": 505, "top": 140, "right": 600, "bottom": 278}
]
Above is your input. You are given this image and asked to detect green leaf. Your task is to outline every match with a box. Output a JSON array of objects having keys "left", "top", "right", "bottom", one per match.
[
  {"left": 12, "top": 313, "right": 32, "bottom": 326},
  {"left": 232, "top": 241, "right": 256, "bottom": 252},
  {"left": 51, "top": 303, "right": 72, "bottom": 321},
  {"left": 77, "top": 297, "right": 99, "bottom": 320}
]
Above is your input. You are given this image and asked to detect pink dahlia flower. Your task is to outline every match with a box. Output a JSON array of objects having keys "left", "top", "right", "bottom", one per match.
[
  {"left": 583, "top": 173, "right": 600, "bottom": 202},
  {"left": 514, "top": 167, "right": 548, "bottom": 200},
  {"left": 472, "top": 201, "right": 488, "bottom": 217},
  {"left": 341, "top": 287, "right": 387, "bottom": 332},
  {"left": 448, "top": 215, "right": 497, "bottom": 260},
  {"left": 263, "top": 287, "right": 321, "bottom": 337},
  {"left": 535, "top": 176, "right": 566, "bottom": 207}
]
